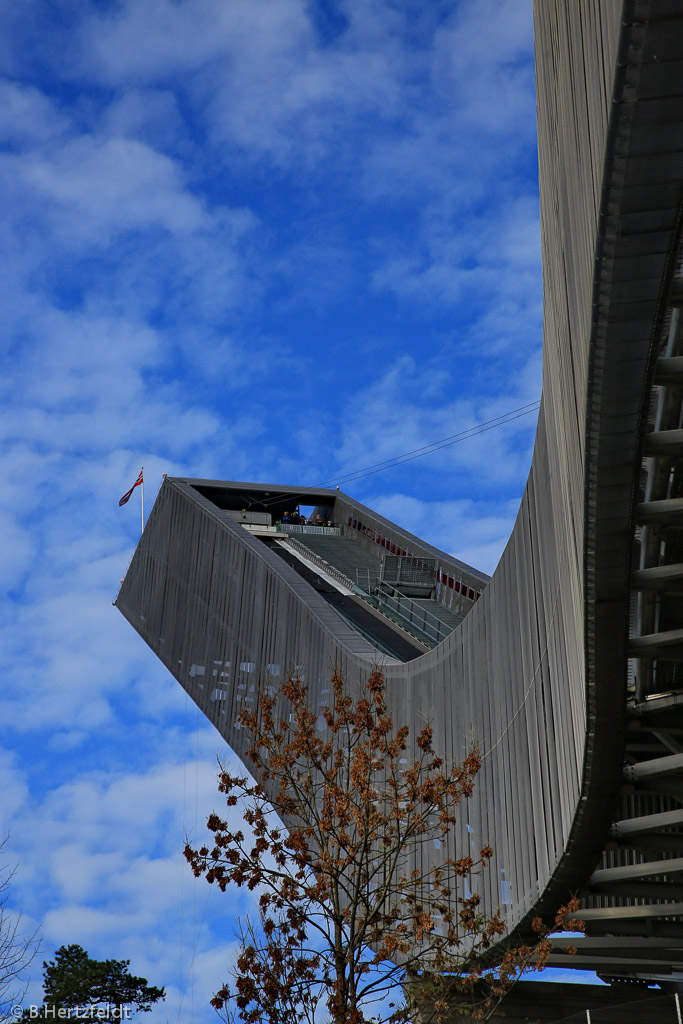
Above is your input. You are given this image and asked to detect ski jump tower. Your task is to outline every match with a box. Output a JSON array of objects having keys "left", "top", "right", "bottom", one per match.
[{"left": 118, "top": 0, "right": 683, "bottom": 989}]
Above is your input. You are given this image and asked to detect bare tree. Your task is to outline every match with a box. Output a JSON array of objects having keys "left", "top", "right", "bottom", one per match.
[
  {"left": 0, "top": 840, "right": 39, "bottom": 1023},
  {"left": 186, "top": 669, "right": 580, "bottom": 1023}
]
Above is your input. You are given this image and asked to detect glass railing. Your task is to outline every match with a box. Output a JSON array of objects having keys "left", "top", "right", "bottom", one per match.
[{"left": 277, "top": 523, "right": 342, "bottom": 536}]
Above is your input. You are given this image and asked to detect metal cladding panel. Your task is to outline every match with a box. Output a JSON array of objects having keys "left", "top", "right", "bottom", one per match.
[
  {"left": 117, "top": 0, "right": 683, "bottom": 957},
  {"left": 116, "top": 482, "right": 393, "bottom": 763},
  {"left": 115, "top": 0, "right": 613, "bottom": 934}
]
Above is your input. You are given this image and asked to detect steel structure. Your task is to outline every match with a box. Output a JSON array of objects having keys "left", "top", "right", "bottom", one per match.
[{"left": 117, "top": 0, "right": 683, "bottom": 988}]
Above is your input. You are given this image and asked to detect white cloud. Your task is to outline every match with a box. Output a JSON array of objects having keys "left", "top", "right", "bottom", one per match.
[
  {"left": 0, "top": 79, "right": 69, "bottom": 147},
  {"left": 68, "top": 0, "right": 406, "bottom": 169},
  {"left": 0, "top": 751, "right": 30, "bottom": 823},
  {"left": 332, "top": 354, "right": 538, "bottom": 494},
  {"left": 0, "top": 742, "right": 255, "bottom": 1021},
  {"left": 0, "top": 1, "right": 548, "bottom": 1017},
  {"left": 1, "top": 135, "right": 208, "bottom": 245},
  {"left": 100, "top": 88, "right": 187, "bottom": 149},
  {"left": 430, "top": 0, "right": 535, "bottom": 133},
  {"left": 372, "top": 196, "right": 542, "bottom": 327}
]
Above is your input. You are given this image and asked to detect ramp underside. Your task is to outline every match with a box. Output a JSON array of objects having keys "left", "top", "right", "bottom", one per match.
[{"left": 117, "top": 0, "right": 683, "bottom": 986}]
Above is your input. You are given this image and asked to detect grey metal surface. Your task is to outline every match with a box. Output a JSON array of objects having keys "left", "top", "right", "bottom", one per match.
[{"left": 116, "top": 0, "right": 683, "bottom": 986}]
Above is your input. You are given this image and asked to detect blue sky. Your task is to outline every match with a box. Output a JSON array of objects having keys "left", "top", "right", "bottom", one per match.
[{"left": 0, "top": 0, "right": 577, "bottom": 1019}]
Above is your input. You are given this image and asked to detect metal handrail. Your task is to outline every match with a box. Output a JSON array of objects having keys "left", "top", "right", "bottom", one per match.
[
  {"left": 281, "top": 539, "right": 448, "bottom": 648},
  {"left": 282, "top": 537, "right": 355, "bottom": 591},
  {"left": 374, "top": 580, "right": 449, "bottom": 645}
]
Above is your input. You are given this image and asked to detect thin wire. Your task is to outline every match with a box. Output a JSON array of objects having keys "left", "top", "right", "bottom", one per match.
[
  {"left": 186, "top": 886, "right": 213, "bottom": 1018},
  {"left": 315, "top": 400, "right": 540, "bottom": 489},
  {"left": 191, "top": 706, "right": 199, "bottom": 1023},
  {"left": 236, "top": 399, "right": 541, "bottom": 515},
  {"left": 226, "top": 398, "right": 540, "bottom": 516},
  {"left": 177, "top": 704, "right": 202, "bottom": 1023},
  {"left": 176, "top": 693, "right": 189, "bottom": 1024},
  {"left": 481, "top": 582, "right": 561, "bottom": 760},
  {"left": 318, "top": 404, "right": 540, "bottom": 488}
]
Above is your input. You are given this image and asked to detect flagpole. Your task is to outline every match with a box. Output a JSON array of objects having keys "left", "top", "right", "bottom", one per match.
[{"left": 141, "top": 467, "right": 144, "bottom": 534}]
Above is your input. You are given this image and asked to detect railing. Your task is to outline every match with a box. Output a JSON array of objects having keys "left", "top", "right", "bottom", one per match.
[
  {"left": 282, "top": 541, "right": 451, "bottom": 649},
  {"left": 356, "top": 568, "right": 371, "bottom": 592},
  {"left": 382, "top": 554, "right": 436, "bottom": 593},
  {"left": 277, "top": 523, "right": 341, "bottom": 536},
  {"left": 282, "top": 537, "right": 355, "bottom": 591},
  {"left": 373, "top": 580, "right": 450, "bottom": 647}
]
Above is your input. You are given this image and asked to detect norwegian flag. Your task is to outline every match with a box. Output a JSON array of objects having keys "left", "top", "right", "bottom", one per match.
[{"left": 119, "top": 468, "right": 143, "bottom": 507}]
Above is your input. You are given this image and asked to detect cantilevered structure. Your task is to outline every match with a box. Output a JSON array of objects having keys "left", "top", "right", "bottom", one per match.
[{"left": 117, "top": 0, "right": 683, "bottom": 989}]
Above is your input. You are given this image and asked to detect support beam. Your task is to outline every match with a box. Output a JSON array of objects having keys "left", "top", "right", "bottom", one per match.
[
  {"left": 624, "top": 752, "right": 683, "bottom": 782},
  {"left": 632, "top": 564, "right": 683, "bottom": 592},
  {"left": 546, "top": 952, "right": 683, "bottom": 971},
  {"left": 630, "top": 692, "right": 683, "bottom": 716},
  {"left": 629, "top": 629, "right": 683, "bottom": 659},
  {"left": 645, "top": 430, "right": 683, "bottom": 456},
  {"left": 653, "top": 730, "right": 683, "bottom": 755},
  {"left": 591, "top": 856, "right": 683, "bottom": 884},
  {"left": 573, "top": 902, "right": 683, "bottom": 922},
  {"left": 638, "top": 498, "right": 683, "bottom": 525},
  {"left": 610, "top": 807, "right": 683, "bottom": 837},
  {"left": 553, "top": 936, "right": 683, "bottom": 951},
  {"left": 655, "top": 356, "right": 683, "bottom": 385}
]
